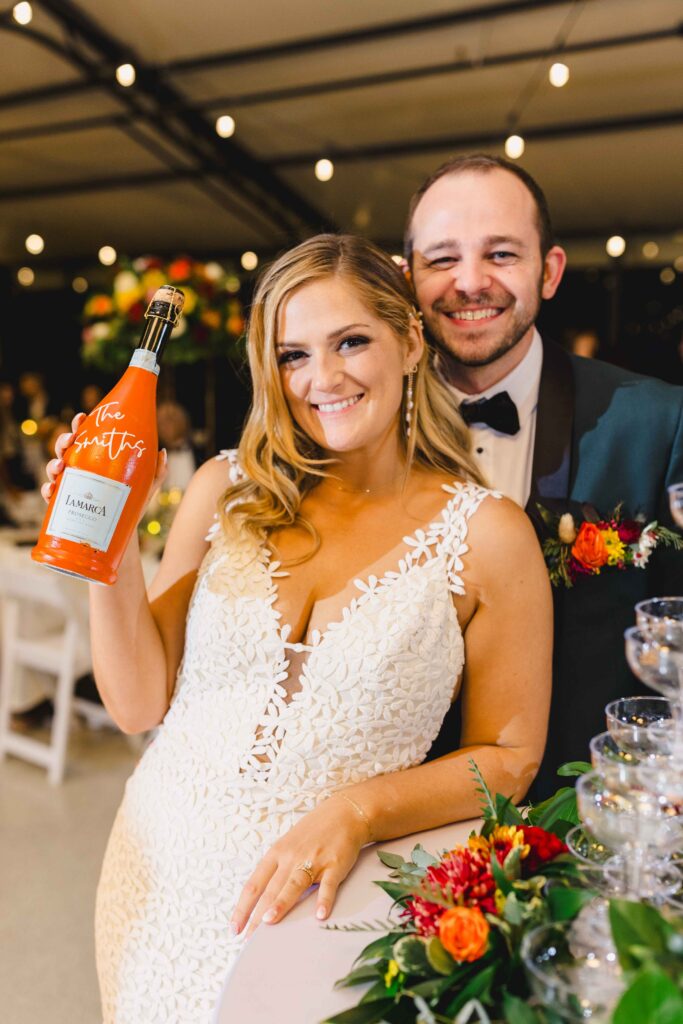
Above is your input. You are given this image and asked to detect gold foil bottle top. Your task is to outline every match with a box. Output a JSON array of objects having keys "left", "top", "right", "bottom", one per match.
[{"left": 145, "top": 285, "right": 185, "bottom": 325}]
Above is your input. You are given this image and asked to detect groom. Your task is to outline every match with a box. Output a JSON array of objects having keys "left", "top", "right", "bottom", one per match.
[{"left": 405, "top": 154, "right": 683, "bottom": 797}]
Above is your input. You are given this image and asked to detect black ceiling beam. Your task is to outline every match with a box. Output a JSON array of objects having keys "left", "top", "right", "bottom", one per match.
[
  {"left": 162, "top": 0, "right": 572, "bottom": 74},
  {"left": 29, "top": 0, "right": 333, "bottom": 237},
  {"left": 3, "top": 106, "right": 682, "bottom": 205},
  {"left": 199, "top": 24, "right": 682, "bottom": 111},
  {"left": 2, "top": 22, "right": 679, "bottom": 150},
  {"left": 271, "top": 108, "right": 683, "bottom": 167},
  {"left": 0, "top": 0, "right": 571, "bottom": 112}
]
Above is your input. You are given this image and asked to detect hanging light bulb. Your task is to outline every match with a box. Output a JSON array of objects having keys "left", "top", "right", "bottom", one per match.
[
  {"left": 549, "top": 63, "right": 570, "bottom": 88},
  {"left": 17, "top": 266, "right": 34, "bottom": 286},
  {"left": 98, "top": 245, "right": 117, "bottom": 266},
  {"left": 606, "top": 236, "right": 626, "bottom": 258},
  {"left": 72, "top": 276, "right": 88, "bottom": 293},
  {"left": 12, "top": 3, "right": 33, "bottom": 26},
  {"left": 215, "top": 115, "right": 236, "bottom": 138},
  {"left": 116, "top": 63, "right": 136, "bottom": 87},
  {"left": 642, "top": 242, "right": 659, "bottom": 260},
  {"left": 240, "top": 251, "right": 258, "bottom": 271},
  {"left": 25, "top": 233, "right": 44, "bottom": 255},
  {"left": 504, "top": 134, "right": 525, "bottom": 159},
  {"left": 314, "top": 158, "right": 334, "bottom": 182}
]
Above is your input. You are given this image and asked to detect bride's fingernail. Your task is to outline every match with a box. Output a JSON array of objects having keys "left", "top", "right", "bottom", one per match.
[
  {"left": 262, "top": 908, "right": 277, "bottom": 923},
  {"left": 316, "top": 905, "right": 328, "bottom": 920},
  {"left": 229, "top": 920, "right": 239, "bottom": 936}
]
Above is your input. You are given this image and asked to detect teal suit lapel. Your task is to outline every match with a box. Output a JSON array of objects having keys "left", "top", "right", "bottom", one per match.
[{"left": 526, "top": 339, "right": 574, "bottom": 514}]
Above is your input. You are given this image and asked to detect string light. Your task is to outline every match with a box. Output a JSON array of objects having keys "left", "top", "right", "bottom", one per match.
[
  {"left": 240, "top": 251, "right": 258, "bottom": 271},
  {"left": 215, "top": 115, "right": 236, "bottom": 138},
  {"left": 98, "top": 245, "right": 117, "bottom": 266},
  {"left": 314, "top": 158, "right": 334, "bottom": 182},
  {"left": 642, "top": 242, "right": 659, "bottom": 260},
  {"left": 17, "top": 266, "right": 34, "bottom": 286},
  {"left": 660, "top": 268, "right": 675, "bottom": 285},
  {"left": 504, "top": 134, "right": 525, "bottom": 159},
  {"left": 21, "top": 419, "right": 38, "bottom": 436},
  {"left": 673, "top": 256, "right": 683, "bottom": 273},
  {"left": 116, "top": 63, "right": 136, "bottom": 87},
  {"left": 72, "top": 276, "right": 88, "bottom": 293},
  {"left": 12, "top": 3, "right": 33, "bottom": 25},
  {"left": 549, "top": 63, "right": 570, "bottom": 88},
  {"left": 605, "top": 235, "right": 626, "bottom": 258},
  {"left": 25, "top": 233, "right": 44, "bottom": 255}
]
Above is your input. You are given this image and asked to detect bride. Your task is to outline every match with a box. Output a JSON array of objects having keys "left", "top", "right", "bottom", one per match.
[{"left": 44, "top": 234, "right": 551, "bottom": 1023}]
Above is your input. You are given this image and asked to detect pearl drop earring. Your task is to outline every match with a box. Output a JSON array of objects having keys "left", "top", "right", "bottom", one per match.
[{"left": 405, "top": 368, "right": 416, "bottom": 437}]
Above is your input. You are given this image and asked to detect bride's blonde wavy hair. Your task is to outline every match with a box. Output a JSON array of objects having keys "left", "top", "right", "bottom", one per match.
[{"left": 220, "top": 234, "right": 485, "bottom": 543}]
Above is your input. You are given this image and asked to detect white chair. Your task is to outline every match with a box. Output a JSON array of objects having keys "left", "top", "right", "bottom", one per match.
[{"left": 0, "top": 563, "right": 105, "bottom": 784}]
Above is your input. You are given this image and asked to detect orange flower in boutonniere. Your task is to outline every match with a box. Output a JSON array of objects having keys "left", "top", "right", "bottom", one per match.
[{"left": 571, "top": 522, "right": 609, "bottom": 572}]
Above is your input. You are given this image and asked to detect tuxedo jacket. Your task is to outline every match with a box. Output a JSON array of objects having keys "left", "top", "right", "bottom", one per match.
[{"left": 427, "top": 339, "right": 683, "bottom": 798}]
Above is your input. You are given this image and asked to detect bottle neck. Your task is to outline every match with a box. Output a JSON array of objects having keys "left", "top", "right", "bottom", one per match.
[{"left": 137, "top": 316, "right": 173, "bottom": 359}]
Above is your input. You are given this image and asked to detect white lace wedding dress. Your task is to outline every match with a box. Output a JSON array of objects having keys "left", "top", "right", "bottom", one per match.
[{"left": 95, "top": 452, "right": 495, "bottom": 1023}]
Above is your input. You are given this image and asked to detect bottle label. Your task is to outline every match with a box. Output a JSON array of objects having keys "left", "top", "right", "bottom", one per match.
[
  {"left": 130, "top": 349, "right": 160, "bottom": 375},
  {"left": 46, "top": 467, "right": 131, "bottom": 551}
]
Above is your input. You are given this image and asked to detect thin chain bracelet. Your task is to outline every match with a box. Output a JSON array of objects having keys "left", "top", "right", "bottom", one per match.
[{"left": 331, "top": 791, "right": 373, "bottom": 843}]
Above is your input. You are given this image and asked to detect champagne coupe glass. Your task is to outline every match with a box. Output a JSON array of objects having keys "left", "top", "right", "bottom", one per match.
[
  {"left": 605, "top": 696, "right": 673, "bottom": 757},
  {"left": 521, "top": 919, "right": 624, "bottom": 1022},
  {"left": 668, "top": 483, "right": 683, "bottom": 528},
  {"left": 576, "top": 771, "right": 683, "bottom": 900},
  {"left": 636, "top": 598, "right": 683, "bottom": 642},
  {"left": 624, "top": 625, "right": 683, "bottom": 763}
]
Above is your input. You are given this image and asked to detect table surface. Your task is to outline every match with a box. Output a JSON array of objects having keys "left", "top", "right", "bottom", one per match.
[{"left": 215, "top": 818, "right": 476, "bottom": 1024}]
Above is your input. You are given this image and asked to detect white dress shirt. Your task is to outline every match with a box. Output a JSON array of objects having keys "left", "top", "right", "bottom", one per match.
[{"left": 448, "top": 330, "right": 543, "bottom": 507}]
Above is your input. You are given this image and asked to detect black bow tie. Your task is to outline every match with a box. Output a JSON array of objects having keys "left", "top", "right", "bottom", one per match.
[{"left": 459, "top": 391, "right": 520, "bottom": 436}]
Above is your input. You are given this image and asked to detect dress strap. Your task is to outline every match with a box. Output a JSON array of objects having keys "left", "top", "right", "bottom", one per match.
[
  {"left": 215, "top": 448, "right": 245, "bottom": 484},
  {"left": 438, "top": 481, "right": 500, "bottom": 596}
]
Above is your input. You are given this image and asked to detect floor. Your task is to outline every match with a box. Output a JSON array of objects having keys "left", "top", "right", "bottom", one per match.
[{"left": 0, "top": 720, "right": 139, "bottom": 1024}]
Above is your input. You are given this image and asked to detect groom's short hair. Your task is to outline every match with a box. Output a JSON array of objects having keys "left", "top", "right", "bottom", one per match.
[{"left": 404, "top": 153, "right": 555, "bottom": 261}]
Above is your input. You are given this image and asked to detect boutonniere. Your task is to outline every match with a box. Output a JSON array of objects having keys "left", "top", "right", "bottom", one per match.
[{"left": 536, "top": 502, "right": 683, "bottom": 589}]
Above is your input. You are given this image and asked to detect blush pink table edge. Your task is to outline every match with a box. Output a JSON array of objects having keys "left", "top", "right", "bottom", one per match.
[{"left": 214, "top": 818, "right": 477, "bottom": 1023}]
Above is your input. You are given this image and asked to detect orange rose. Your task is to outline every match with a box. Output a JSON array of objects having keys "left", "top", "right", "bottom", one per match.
[
  {"left": 571, "top": 522, "right": 608, "bottom": 571},
  {"left": 438, "top": 906, "right": 489, "bottom": 962}
]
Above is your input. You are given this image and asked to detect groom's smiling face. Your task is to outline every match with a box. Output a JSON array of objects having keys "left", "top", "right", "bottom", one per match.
[{"left": 408, "top": 169, "right": 565, "bottom": 382}]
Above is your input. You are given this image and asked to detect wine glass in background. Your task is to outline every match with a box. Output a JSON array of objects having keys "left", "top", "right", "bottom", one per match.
[{"left": 668, "top": 483, "right": 683, "bottom": 528}]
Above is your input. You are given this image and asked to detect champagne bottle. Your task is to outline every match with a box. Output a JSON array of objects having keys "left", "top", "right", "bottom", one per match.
[{"left": 32, "top": 285, "right": 185, "bottom": 584}]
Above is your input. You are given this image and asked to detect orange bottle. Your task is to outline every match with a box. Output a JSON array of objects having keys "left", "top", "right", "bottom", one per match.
[{"left": 32, "top": 285, "right": 185, "bottom": 584}]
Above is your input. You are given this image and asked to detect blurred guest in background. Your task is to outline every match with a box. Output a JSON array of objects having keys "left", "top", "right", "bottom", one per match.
[
  {"left": 405, "top": 152, "right": 683, "bottom": 796},
  {"left": 14, "top": 371, "right": 52, "bottom": 422},
  {"left": 156, "top": 399, "right": 198, "bottom": 493},
  {"left": 81, "top": 383, "right": 104, "bottom": 414},
  {"left": 566, "top": 327, "right": 600, "bottom": 360}
]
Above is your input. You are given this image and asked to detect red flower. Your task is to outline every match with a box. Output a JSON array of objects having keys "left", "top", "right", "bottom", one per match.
[
  {"left": 168, "top": 258, "right": 193, "bottom": 282},
  {"left": 520, "top": 826, "right": 567, "bottom": 875},
  {"left": 571, "top": 523, "right": 608, "bottom": 572},
  {"left": 404, "top": 848, "right": 496, "bottom": 936},
  {"left": 617, "top": 520, "right": 642, "bottom": 544},
  {"left": 127, "top": 301, "right": 144, "bottom": 324}
]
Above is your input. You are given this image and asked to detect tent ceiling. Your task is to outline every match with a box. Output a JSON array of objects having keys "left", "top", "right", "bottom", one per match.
[{"left": 0, "top": 0, "right": 680, "bottom": 271}]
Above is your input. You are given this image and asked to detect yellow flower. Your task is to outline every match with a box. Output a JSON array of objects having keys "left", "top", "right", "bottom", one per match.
[
  {"left": 494, "top": 888, "right": 506, "bottom": 914},
  {"left": 602, "top": 527, "right": 626, "bottom": 566},
  {"left": 469, "top": 825, "right": 529, "bottom": 860},
  {"left": 384, "top": 959, "right": 399, "bottom": 987},
  {"left": 181, "top": 286, "right": 198, "bottom": 315}
]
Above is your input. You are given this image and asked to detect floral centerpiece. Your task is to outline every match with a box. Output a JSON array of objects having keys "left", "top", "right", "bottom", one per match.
[
  {"left": 537, "top": 503, "right": 682, "bottom": 589},
  {"left": 325, "top": 763, "right": 683, "bottom": 1024},
  {"left": 81, "top": 256, "right": 246, "bottom": 372}
]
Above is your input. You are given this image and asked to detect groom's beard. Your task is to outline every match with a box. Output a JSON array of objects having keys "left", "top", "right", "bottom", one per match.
[{"left": 423, "top": 281, "right": 543, "bottom": 370}]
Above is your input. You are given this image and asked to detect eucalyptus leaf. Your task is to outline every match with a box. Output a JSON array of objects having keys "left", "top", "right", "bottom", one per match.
[
  {"left": 377, "top": 851, "right": 408, "bottom": 870},
  {"left": 335, "top": 964, "right": 385, "bottom": 989},
  {"left": 355, "top": 933, "right": 405, "bottom": 964},
  {"left": 411, "top": 844, "right": 440, "bottom": 869}
]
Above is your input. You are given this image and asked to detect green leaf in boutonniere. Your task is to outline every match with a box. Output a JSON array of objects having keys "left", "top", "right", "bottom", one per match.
[{"left": 557, "top": 761, "right": 592, "bottom": 778}]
